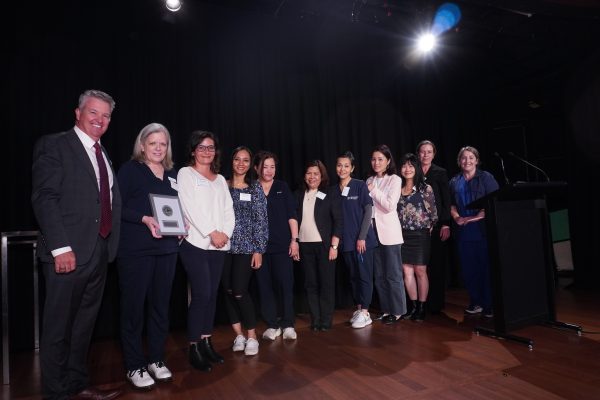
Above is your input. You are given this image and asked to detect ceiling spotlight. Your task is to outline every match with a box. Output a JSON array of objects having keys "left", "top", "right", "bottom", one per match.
[
  {"left": 165, "top": 0, "right": 181, "bottom": 12},
  {"left": 416, "top": 33, "right": 436, "bottom": 53}
]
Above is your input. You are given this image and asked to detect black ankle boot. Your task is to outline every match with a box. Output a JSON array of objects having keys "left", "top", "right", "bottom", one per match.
[
  {"left": 200, "top": 337, "right": 224, "bottom": 364},
  {"left": 402, "top": 300, "right": 417, "bottom": 320},
  {"left": 189, "top": 343, "right": 212, "bottom": 372},
  {"left": 412, "top": 301, "right": 426, "bottom": 322}
]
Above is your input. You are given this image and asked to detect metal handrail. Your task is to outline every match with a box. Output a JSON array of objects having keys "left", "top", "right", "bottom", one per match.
[{"left": 1, "top": 231, "right": 39, "bottom": 385}]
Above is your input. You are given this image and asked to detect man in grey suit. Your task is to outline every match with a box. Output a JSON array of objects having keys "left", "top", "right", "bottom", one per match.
[{"left": 31, "top": 89, "right": 122, "bottom": 400}]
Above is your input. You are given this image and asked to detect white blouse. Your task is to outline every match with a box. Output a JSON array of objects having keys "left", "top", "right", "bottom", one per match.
[{"left": 177, "top": 166, "right": 235, "bottom": 251}]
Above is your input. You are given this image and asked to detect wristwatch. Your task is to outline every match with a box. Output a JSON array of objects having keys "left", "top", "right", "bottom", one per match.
[
  {"left": 330, "top": 244, "right": 338, "bottom": 250},
  {"left": 292, "top": 237, "right": 299, "bottom": 243}
]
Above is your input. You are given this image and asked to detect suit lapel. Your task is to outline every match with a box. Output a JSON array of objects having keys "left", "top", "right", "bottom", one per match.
[{"left": 65, "top": 130, "right": 99, "bottom": 192}]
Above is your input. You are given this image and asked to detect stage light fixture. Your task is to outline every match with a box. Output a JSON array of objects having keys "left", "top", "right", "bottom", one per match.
[
  {"left": 166, "top": 0, "right": 181, "bottom": 12},
  {"left": 416, "top": 33, "right": 436, "bottom": 53}
]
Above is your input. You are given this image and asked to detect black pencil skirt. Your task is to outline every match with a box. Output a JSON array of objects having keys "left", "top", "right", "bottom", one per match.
[{"left": 401, "top": 228, "right": 431, "bottom": 265}]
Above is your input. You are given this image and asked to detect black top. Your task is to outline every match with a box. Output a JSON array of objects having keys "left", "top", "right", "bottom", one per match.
[
  {"left": 117, "top": 160, "right": 179, "bottom": 257},
  {"left": 423, "top": 163, "right": 452, "bottom": 227},
  {"left": 265, "top": 179, "right": 298, "bottom": 254}
]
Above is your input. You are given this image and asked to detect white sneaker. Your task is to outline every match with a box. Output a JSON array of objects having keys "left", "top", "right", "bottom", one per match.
[
  {"left": 465, "top": 305, "right": 483, "bottom": 314},
  {"left": 244, "top": 338, "right": 259, "bottom": 355},
  {"left": 147, "top": 361, "right": 172, "bottom": 381},
  {"left": 262, "top": 327, "right": 282, "bottom": 341},
  {"left": 232, "top": 335, "right": 247, "bottom": 352},
  {"left": 282, "top": 327, "right": 297, "bottom": 340},
  {"left": 349, "top": 309, "right": 361, "bottom": 323},
  {"left": 127, "top": 367, "right": 155, "bottom": 389},
  {"left": 352, "top": 312, "right": 373, "bottom": 329}
]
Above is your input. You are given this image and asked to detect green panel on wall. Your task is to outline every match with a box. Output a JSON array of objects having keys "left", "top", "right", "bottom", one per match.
[{"left": 550, "top": 209, "right": 570, "bottom": 242}]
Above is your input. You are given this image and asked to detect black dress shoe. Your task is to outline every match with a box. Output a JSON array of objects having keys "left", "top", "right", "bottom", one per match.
[
  {"left": 384, "top": 315, "right": 401, "bottom": 325},
  {"left": 70, "top": 387, "right": 121, "bottom": 400},
  {"left": 311, "top": 325, "right": 320, "bottom": 331},
  {"left": 319, "top": 325, "right": 331, "bottom": 332}
]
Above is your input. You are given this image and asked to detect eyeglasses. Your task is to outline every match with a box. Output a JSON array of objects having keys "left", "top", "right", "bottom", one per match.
[{"left": 196, "top": 145, "right": 216, "bottom": 153}]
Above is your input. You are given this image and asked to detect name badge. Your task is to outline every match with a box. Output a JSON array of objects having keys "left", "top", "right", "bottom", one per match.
[
  {"left": 168, "top": 177, "right": 178, "bottom": 191},
  {"left": 341, "top": 186, "right": 350, "bottom": 197},
  {"left": 196, "top": 177, "right": 209, "bottom": 187},
  {"left": 316, "top": 191, "right": 326, "bottom": 200},
  {"left": 240, "top": 193, "right": 251, "bottom": 201}
]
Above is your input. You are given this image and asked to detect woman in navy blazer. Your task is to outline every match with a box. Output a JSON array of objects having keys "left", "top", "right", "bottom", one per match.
[{"left": 296, "top": 160, "right": 343, "bottom": 331}]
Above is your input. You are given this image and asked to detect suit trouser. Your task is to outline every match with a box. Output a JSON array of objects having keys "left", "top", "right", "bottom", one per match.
[
  {"left": 457, "top": 239, "right": 492, "bottom": 311},
  {"left": 427, "top": 226, "right": 448, "bottom": 312},
  {"left": 117, "top": 253, "right": 177, "bottom": 372},
  {"left": 373, "top": 243, "right": 407, "bottom": 316},
  {"left": 255, "top": 251, "right": 295, "bottom": 329},
  {"left": 300, "top": 242, "right": 336, "bottom": 328},
  {"left": 41, "top": 237, "right": 108, "bottom": 400}
]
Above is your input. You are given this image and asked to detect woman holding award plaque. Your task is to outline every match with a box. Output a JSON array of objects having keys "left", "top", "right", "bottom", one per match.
[{"left": 116, "top": 122, "right": 179, "bottom": 390}]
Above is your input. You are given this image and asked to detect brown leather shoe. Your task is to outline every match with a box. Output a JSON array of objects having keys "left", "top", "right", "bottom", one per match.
[{"left": 70, "top": 387, "right": 121, "bottom": 400}]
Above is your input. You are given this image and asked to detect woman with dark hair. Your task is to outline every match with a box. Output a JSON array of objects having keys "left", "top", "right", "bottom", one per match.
[
  {"left": 222, "top": 146, "right": 268, "bottom": 356},
  {"left": 117, "top": 123, "right": 179, "bottom": 389},
  {"left": 177, "top": 131, "right": 234, "bottom": 372},
  {"left": 366, "top": 145, "right": 406, "bottom": 324},
  {"left": 397, "top": 153, "right": 438, "bottom": 321},
  {"left": 449, "top": 146, "right": 499, "bottom": 318},
  {"left": 334, "top": 151, "right": 377, "bottom": 329},
  {"left": 253, "top": 151, "right": 300, "bottom": 341},
  {"left": 416, "top": 140, "right": 452, "bottom": 314},
  {"left": 296, "top": 160, "right": 343, "bottom": 331}
]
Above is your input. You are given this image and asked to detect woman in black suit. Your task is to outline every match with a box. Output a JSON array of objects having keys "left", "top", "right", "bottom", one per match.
[
  {"left": 296, "top": 160, "right": 343, "bottom": 331},
  {"left": 416, "top": 140, "right": 452, "bottom": 314}
]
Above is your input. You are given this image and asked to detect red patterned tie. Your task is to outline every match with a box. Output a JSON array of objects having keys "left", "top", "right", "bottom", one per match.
[{"left": 94, "top": 142, "right": 112, "bottom": 238}]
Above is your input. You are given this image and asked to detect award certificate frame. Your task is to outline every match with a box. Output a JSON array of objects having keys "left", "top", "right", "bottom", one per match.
[{"left": 148, "top": 194, "right": 187, "bottom": 236}]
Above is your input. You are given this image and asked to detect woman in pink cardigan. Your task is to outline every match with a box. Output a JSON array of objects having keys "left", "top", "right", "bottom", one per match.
[{"left": 366, "top": 145, "right": 407, "bottom": 324}]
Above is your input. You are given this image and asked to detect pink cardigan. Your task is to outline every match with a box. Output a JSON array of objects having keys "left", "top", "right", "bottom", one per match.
[{"left": 366, "top": 174, "right": 404, "bottom": 245}]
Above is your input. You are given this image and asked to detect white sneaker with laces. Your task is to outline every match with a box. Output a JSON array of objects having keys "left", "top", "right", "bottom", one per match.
[
  {"left": 349, "top": 309, "right": 361, "bottom": 323},
  {"left": 465, "top": 305, "right": 483, "bottom": 314},
  {"left": 147, "top": 361, "right": 172, "bottom": 381},
  {"left": 232, "top": 335, "right": 247, "bottom": 352},
  {"left": 282, "top": 327, "right": 297, "bottom": 340},
  {"left": 127, "top": 367, "right": 155, "bottom": 389},
  {"left": 352, "top": 312, "right": 373, "bottom": 329},
  {"left": 244, "top": 338, "right": 259, "bottom": 355},
  {"left": 262, "top": 327, "right": 282, "bottom": 341}
]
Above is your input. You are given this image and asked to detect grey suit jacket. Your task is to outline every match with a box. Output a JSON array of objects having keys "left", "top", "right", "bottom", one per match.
[{"left": 31, "top": 129, "right": 122, "bottom": 264}]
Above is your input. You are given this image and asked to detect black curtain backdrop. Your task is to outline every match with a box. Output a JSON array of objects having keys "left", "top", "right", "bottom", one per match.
[{"left": 4, "top": 2, "right": 599, "bottom": 350}]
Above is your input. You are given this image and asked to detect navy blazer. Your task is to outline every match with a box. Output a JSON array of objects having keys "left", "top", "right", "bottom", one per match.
[
  {"left": 295, "top": 185, "right": 343, "bottom": 248},
  {"left": 31, "top": 129, "right": 122, "bottom": 264}
]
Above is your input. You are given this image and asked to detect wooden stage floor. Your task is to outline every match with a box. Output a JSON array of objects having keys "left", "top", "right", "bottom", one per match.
[{"left": 4, "top": 279, "right": 600, "bottom": 400}]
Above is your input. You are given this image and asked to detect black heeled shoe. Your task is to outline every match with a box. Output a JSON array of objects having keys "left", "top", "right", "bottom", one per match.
[
  {"left": 412, "top": 301, "right": 426, "bottom": 322},
  {"left": 401, "top": 300, "right": 417, "bottom": 320},
  {"left": 200, "top": 337, "right": 224, "bottom": 364},
  {"left": 189, "top": 343, "right": 212, "bottom": 372}
]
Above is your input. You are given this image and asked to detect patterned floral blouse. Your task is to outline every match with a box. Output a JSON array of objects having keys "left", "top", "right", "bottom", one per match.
[
  {"left": 398, "top": 183, "right": 438, "bottom": 231},
  {"left": 229, "top": 181, "right": 268, "bottom": 254}
]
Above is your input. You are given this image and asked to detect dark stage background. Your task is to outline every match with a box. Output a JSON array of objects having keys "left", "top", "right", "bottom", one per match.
[{"left": 4, "top": 1, "right": 600, "bottom": 351}]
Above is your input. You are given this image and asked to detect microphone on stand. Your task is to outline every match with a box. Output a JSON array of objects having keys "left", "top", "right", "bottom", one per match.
[
  {"left": 507, "top": 152, "right": 550, "bottom": 182},
  {"left": 493, "top": 152, "right": 510, "bottom": 185}
]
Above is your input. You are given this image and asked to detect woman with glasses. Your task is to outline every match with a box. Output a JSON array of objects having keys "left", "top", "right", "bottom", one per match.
[{"left": 177, "top": 131, "right": 234, "bottom": 372}]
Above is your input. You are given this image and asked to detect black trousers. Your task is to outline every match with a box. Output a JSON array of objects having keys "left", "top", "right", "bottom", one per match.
[
  {"left": 255, "top": 251, "right": 295, "bottom": 329},
  {"left": 427, "top": 226, "right": 448, "bottom": 312},
  {"left": 40, "top": 237, "right": 108, "bottom": 400},
  {"left": 299, "top": 242, "right": 336, "bottom": 328},
  {"left": 221, "top": 253, "right": 257, "bottom": 330},
  {"left": 117, "top": 253, "right": 177, "bottom": 371}
]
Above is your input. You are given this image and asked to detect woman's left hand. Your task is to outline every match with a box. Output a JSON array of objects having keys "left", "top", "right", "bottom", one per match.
[{"left": 328, "top": 247, "right": 338, "bottom": 261}]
